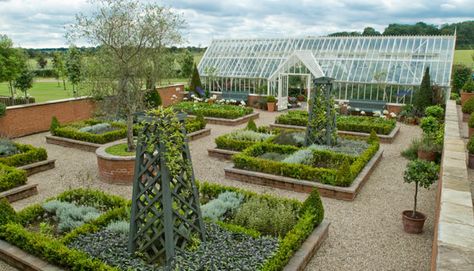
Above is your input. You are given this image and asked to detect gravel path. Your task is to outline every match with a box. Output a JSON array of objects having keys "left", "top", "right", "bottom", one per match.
[{"left": 4, "top": 109, "right": 435, "bottom": 271}]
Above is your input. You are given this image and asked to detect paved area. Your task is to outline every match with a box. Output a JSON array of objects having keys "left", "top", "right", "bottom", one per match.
[{"left": 3, "top": 109, "right": 435, "bottom": 271}]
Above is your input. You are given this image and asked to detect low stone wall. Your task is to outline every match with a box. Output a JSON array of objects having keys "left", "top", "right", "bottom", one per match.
[
  {"left": 96, "top": 141, "right": 135, "bottom": 185},
  {"left": 431, "top": 100, "right": 474, "bottom": 270},
  {"left": 156, "top": 84, "right": 186, "bottom": 107},
  {"left": 0, "top": 97, "right": 95, "bottom": 138}
]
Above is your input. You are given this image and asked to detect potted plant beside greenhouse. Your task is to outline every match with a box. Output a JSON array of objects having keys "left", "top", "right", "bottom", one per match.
[
  {"left": 402, "top": 159, "right": 439, "bottom": 234},
  {"left": 460, "top": 78, "right": 474, "bottom": 106},
  {"left": 266, "top": 95, "right": 277, "bottom": 112},
  {"left": 461, "top": 97, "right": 474, "bottom": 122}
]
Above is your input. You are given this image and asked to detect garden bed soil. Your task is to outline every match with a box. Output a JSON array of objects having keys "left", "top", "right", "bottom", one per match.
[
  {"left": 17, "top": 159, "right": 56, "bottom": 176},
  {"left": 225, "top": 149, "right": 383, "bottom": 201},
  {"left": 0, "top": 183, "right": 38, "bottom": 203},
  {"left": 207, "top": 148, "right": 240, "bottom": 160},
  {"left": 190, "top": 112, "right": 259, "bottom": 126},
  {"left": 270, "top": 123, "right": 400, "bottom": 143}
]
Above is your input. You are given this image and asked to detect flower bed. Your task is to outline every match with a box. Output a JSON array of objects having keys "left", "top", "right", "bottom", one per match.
[
  {"left": 276, "top": 110, "right": 396, "bottom": 135},
  {"left": 214, "top": 127, "right": 275, "bottom": 152},
  {"left": 174, "top": 101, "right": 254, "bottom": 119},
  {"left": 50, "top": 119, "right": 127, "bottom": 144},
  {"left": 0, "top": 141, "right": 48, "bottom": 167},
  {"left": 0, "top": 183, "right": 328, "bottom": 271}
]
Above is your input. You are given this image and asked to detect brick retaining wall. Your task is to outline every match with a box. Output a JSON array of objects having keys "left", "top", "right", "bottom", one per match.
[{"left": 156, "top": 84, "right": 186, "bottom": 107}]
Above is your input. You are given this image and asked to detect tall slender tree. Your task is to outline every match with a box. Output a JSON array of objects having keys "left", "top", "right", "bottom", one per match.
[
  {"left": 14, "top": 68, "right": 34, "bottom": 103},
  {"left": 0, "top": 35, "right": 27, "bottom": 103},
  {"left": 52, "top": 52, "right": 67, "bottom": 90},
  {"left": 65, "top": 46, "right": 82, "bottom": 96},
  {"left": 413, "top": 67, "right": 433, "bottom": 115}
]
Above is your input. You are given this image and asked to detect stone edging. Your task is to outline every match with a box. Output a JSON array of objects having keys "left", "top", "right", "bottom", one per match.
[
  {"left": 225, "top": 149, "right": 383, "bottom": 201},
  {"left": 207, "top": 148, "right": 239, "bottom": 160},
  {"left": 17, "top": 159, "right": 56, "bottom": 176},
  {"left": 0, "top": 240, "right": 64, "bottom": 271},
  {"left": 284, "top": 220, "right": 330, "bottom": 271},
  {"left": 46, "top": 135, "right": 101, "bottom": 152},
  {"left": 270, "top": 123, "right": 400, "bottom": 143},
  {"left": 187, "top": 128, "right": 211, "bottom": 141},
  {"left": 190, "top": 112, "right": 259, "bottom": 126},
  {"left": 0, "top": 184, "right": 38, "bottom": 203},
  {"left": 5, "top": 96, "right": 91, "bottom": 110}
]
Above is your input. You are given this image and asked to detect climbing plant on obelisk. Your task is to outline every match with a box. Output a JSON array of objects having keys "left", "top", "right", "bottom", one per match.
[
  {"left": 305, "top": 77, "right": 337, "bottom": 146},
  {"left": 128, "top": 107, "right": 205, "bottom": 266}
]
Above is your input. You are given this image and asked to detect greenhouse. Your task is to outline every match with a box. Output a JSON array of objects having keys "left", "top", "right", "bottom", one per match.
[{"left": 198, "top": 35, "right": 456, "bottom": 110}]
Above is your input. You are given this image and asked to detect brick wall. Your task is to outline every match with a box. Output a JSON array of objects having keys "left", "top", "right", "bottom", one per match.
[
  {"left": 156, "top": 84, "right": 186, "bottom": 107},
  {"left": 0, "top": 97, "right": 95, "bottom": 138},
  {"left": 97, "top": 156, "right": 135, "bottom": 185}
]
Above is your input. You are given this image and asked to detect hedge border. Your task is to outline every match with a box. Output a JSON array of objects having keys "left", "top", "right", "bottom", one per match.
[
  {"left": 0, "top": 143, "right": 48, "bottom": 167},
  {"left": 0, "top": 163, "right": 27, "bottom": 193}
]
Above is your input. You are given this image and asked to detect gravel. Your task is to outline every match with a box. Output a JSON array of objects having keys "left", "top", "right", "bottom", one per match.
[{"left": 4, "top": 109, "right": 435, "bottom": 271}]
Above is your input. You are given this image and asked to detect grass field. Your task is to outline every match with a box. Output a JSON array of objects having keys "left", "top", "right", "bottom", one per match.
[
  {"left": 454, "top": 50, "right": 474, "bottom": 67},
  {"left": 0, "top": 80, "right": 80, "bottom": 103}
]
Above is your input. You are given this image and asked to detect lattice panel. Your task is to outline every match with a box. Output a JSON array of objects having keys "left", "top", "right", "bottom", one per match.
[{"left": 128, "top": 114, "right": 205, "bottom": 265}]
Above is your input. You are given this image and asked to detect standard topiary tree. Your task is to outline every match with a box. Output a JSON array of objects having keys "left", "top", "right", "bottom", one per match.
[
  {"left": 413, "top": 67, "right": 433, "bottom": 116},
  {"left": 246, "top": 119, "right": 257, "bottom": 131},
  {"left": 189, "top": 63, "right": 203, "bottom": 97}
]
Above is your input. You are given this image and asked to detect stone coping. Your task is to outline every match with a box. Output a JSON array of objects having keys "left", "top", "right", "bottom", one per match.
[
  {"left": 207, "top": 148, "right": 239, "bottom": 160},
  {"left": 0, "top": 184, "right": 38, "bottom": 203},
  {"left": 46, "top": 135, "right": 102, "bottom": 152},
  {"left": 96, "top": 139, "right": 134, "bottom": 160},
  {"left": 284, "top": 220, "right": 330, "bottom": 271},
  {"left": 270, "top": 123, "right": 400, "bottom": 143},
  {"left": 17, "top": 159, "right": 56, "bottom": 176},
  {"left": 225, "top": 149, "right": 383, "bottom": 201},
  {"left": 432, "top": 100, "right": 474, "bottom": 270},
  {"left": 5, "top": 96, "right": 91, "bottom": 110},
  {"left": 190, "top": 112, "right": 259, "bottom": 126},
  {"left": 0, "top": 240, "right": 64, "bottom": 271}
]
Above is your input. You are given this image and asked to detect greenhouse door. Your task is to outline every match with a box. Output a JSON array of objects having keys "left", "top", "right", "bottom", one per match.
[{"left": 277, "top": 74, "right": 289, "bottom": 111}]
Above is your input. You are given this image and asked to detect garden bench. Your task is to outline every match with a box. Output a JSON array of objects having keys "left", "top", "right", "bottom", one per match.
[
  {"left": 348, "top": 99, "right": 386, "bottom": 113},
  {"left": 221, "top": 91, "right": 249, "bottom": 102}
]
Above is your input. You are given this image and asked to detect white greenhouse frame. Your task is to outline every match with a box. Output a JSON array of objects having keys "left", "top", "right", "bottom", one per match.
[{"left": 198, "top": 35, "right": 456, "bottom": 109}]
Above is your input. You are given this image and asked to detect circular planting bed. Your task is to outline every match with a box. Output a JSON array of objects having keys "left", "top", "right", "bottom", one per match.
[{"left": 96, "top": 140, "right": 135, "bottom": 185}]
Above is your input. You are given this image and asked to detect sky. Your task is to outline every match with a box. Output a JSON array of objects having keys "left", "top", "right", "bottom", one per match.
[{"left": 0, "top": 0, "right": 473, "bottom": 48}]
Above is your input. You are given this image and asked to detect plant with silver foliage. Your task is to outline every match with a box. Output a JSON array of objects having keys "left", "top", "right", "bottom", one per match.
[
  {"left": 310, "top": 138, "right": 369, "bottom": 156},
  {"left": 227, "top": 130, "right": 272, "bottom": 142},
  {"left": 0, "top": 138, "right": 18, "bottom": 157},
  {"left": 42, "top": 200, "right": 101, "bottom": 233},
  {"left": 106, "top": 220, "right": 130, "bottom": 235},
  {"left": 201, "top": 191, "right": 244, "bottom": 221},
  {"left": 282, "top": 145, "right": 319, "bottom": 165},
  {"left": 78, "top": 123, "right": 112, "bottom": 134}
]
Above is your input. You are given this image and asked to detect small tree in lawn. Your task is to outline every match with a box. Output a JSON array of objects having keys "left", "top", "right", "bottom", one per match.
[
  {"left": 36, "top": 54, "right": 48, "bottom": 69},
  {"left": 65, "top": 46, "right": 82, "bottom": 96},
  {"left": 412, "top": 67, "right": 433, "bottom": 116},
  {"left": 189, "top": 63, "right": 203, "bottom": 97},
  {"left": 0, "top": 35, "right": 27, "bottom": 102},
  {"left": 52, "top": 52, "right": 67, "bottom": 90},
  {"left": 403, "top": 159, "right": 439, "bottom": 218},
  {"left": 69, "top": 0, "right": 184, "bottom": 152},
  {"left": 14, "top": 68, "right": 34, "bottom": 103}
]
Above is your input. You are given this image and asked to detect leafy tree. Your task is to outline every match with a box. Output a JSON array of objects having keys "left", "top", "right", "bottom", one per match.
[
  {"left": 52, "top": 52, "right": 67, "bottom": 90},
  {"left": 0, "top": 35, "right": 27, "bottom": 102},
  {"left": 383, "top": 22, "right": 440, "bottom": 36},
  {"left": 179, "top": 49, "right": 194, "bottom": 79},
  {"left": 36, "top": 54, "right": 48, "bottom": 69},
  {"left": 145, "top": 48, "right": 176, "bottom": 90},
  {"left": 69, "top": 0, "right": 184, "bottom": 151},
  {"left": 65, "top": 46, "right": 82, "bottom": 96},
  {"left": 413, "top": 67, "right": 433, "bottom": 115},
  {"left": 190, "top": 63, "right": 203, "bottom": 96},
  {"left": 14, "top": 69, "right": 34, "bottom": 102},
  {"left": 362, "top": 27, "right": 381, "bottom": 36},
  {"left": 452, "top": 64, "right": 472, "bottom": 94}
]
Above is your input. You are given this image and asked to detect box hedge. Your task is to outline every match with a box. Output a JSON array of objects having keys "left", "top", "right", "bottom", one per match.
[
  {"left": 0, "top": 163, "right": 27, "bottom": 192},
  {"left": 0, "top": 143, "right": 47, "bottom": 167},
  {"left": 51, "top": 119, "right": 127, "bottom": 144},
  {"left": 174, "top": 101, "right": 253, "bottom": 119}
]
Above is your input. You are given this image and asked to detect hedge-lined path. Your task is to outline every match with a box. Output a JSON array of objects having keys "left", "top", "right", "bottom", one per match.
[{"left": 5, "top": 109, "right": 435, "bottom": 271}]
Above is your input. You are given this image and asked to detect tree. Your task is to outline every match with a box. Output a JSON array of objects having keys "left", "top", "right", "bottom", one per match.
[
  {"left": 362, "top": 27, "right": 381, "bottom": 36},
  {"left": 14, "top": 69, "right": 34, "bottom": 102},
  {"left": 145, "top": 48, "right": 176, "bottom": 90},
  {"left": 0, "top": 35, "right": 27, "bottom": 103},
  {"left": 52, "top": 52, "right": 67, "bottom": 90},
  {"left": 452, "top": 64, "right": 472, "bottom": 94},
  {"left": 189, "top": 63, "right": 203, "bottom": 96},
  {"left": 36, "top": 54, "right": 48, "bottom": 69},
  {"left": 69, "top": 0, "right": 184, "bottom": 152},
  {"left": 65, "top": 46, "right": 82, "bottom": 96},
  {"left": 179, "top": 49, "right": 194, "bottom": 79},
  {"left": 413, "top": 67, "right": 433, "bottom": 115}
]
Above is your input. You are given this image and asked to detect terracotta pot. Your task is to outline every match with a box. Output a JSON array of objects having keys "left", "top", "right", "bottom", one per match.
[
  {"left": 417, "top": 149, "right": 436, "bottom": 161},
  {"left": 267, "top": 102, "right": 276, "bottom": 112},
  {"left": 469, "top": 127, "right": 474, "bottom": 138},
  {"left": 406, "top": 118, "right": 416, "bottom": 125},
  {"left": 461, "top": 91, "right": 474, "bottom": 106},
  {"left": 463, "top": 113, "right": 470, "bottom": 122},
  {"left": 402, "top": 210, "right": 426, "bottom": 234},
  {"left": 297, "top": 95, "right": 306, "bottom": 102},
  {"left": 468, "top": 153, "right": 474, "bottom": 169}
]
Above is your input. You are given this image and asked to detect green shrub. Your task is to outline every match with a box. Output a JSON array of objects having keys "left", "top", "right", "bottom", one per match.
[
  {"left": 469, "top": 113, "right": 474, "bottom": 128},
  {"left": 0, "top": 138, "right": 18, "bottom": 157},
  {"left": 0, "top": 103, "right": 6, "bottom": 117},
  {"left": 232, "top": 197, "right": 297, "bottom": 236},
  {"left": 468, "top": 136, "right": 474, "bottom": 154},
  {"left": 0, "top": 143, "right": 48, "bottom": 167},
  {"left": 462, "top": 97, "right": 474, "bottom": 114},
  {"left": 215, "top": 130, "right": 273, "bottom": 151},
  {"left": 272, "top": 131, "right": 305, "bottom": 147},
  {"left": 266, "top": 96, "right": 277, "bottom": 103},
  {"left": 299, "top": 189, "right": 324, "bottom": 225},
  {"left": 246, "top": 118, "right": 257, "bottom": 131},
  {"left": 0, "top": 198, "right": 17, "bottom": 226},
  {"left": 367, "top": 130, "right": 379, "bottom": 144},
  {"left": 42, "top": 200, "right": 101, "bottom": 233},
  {"left": 50, "top": 116, "right": 60, "bottom": 132},
  {"left": 401, "top": 138, "right": 421, "bottom": 160},
  {"left": 201, "top": 191, "right": 243, "bottom": 221},
  {"left": 105, "top": 220, "right": 130, "bottom": 235},
  {"left": 0, "top": 163, "right": 27, "bottom": 192},
  {"left": 424, "top": 105, "right": 444, "bottom": 120},
  {"left": 185, "top": 115, "right": 206, "bottom": 133},
  {"left": 462, "top": 78, "right": 474, "bottom": 93},
  {"left": 420, "top": 116, "right": 440, "bottom": 136},
  {"left": 144, "top": 89, "right": 162, "bottom": 108},
  {"left": 174, "top": 101, "right": 253, "bottom": 119}
]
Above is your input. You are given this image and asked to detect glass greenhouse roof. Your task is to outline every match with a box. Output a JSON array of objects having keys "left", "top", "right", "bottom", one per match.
[{"left": 198, "top": 36, "right": 456, "bottom": 87}]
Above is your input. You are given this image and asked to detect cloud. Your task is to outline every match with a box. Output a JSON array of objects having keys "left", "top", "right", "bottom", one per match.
[{"left": 0, "top": 0, "right": 472, "bottom": 48}]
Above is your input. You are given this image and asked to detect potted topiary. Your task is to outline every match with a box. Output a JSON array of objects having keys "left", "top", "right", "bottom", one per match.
[
  {"left": 460, "top": 78, "right": 474, "bottom": 106},
  {"left": 469, "top": 113, "right": 474, "bottom": 138},
  {"left": 402, "top": 159, "right": 439, "bottom": 234},
  {"left": 266, "top": 96, "right": 277, "bottom": 112},
  {"left": 461, "top": 97, "right": 474, "bottom": 122},
  {"left": 467, "top": 136, "right": 474, "bottom": 169}
]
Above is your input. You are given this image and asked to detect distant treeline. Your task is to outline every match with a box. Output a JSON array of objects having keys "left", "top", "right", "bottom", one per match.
[{"left": 329, "top": 21, "right": 474, "bottom": 49}]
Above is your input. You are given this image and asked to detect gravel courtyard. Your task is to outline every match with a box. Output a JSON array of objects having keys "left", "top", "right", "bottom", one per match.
[{"left": 1, "top": 109, "right": 435, "bottom": 271}]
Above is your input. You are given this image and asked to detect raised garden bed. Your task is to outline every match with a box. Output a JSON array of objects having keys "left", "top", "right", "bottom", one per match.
[
  {"left": 0, "top": 183, "right": 38, "bottom": 203},
  {"left": 0, "top": 182, "right": 328, "bottom": 271}
]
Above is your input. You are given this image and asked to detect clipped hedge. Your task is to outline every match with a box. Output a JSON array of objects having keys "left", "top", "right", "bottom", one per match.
[
  {"left": 51, "top": 119, "right": 127, "bottom": 144},
  {"left": 215, "top": 132, "right": 275, "bottom": 152},
  {"left": 276, "top": 110, "right": 396, "bottom": 135},
  {"left": 0, "top": 163, "right": 27, "bottom": 192},
  {"left": 185, "top": 115, "right": 207, "bottom": 133},
  {"left": 174, "top": 101, "right": 253, "bottom": 119},
  {"left": 0, "top": 143, "right": 47, "bottom": 167},
  {"left": 233, "top": 139, "right": 379, "bottom": 187}
]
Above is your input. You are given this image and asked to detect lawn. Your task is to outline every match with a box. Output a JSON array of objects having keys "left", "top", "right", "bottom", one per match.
[
  {"left": 454, "top": 50, "right": 474, "bottom": 67},
  {"left": 0, "top": 80, "right": 80, "bottom": 103}
]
